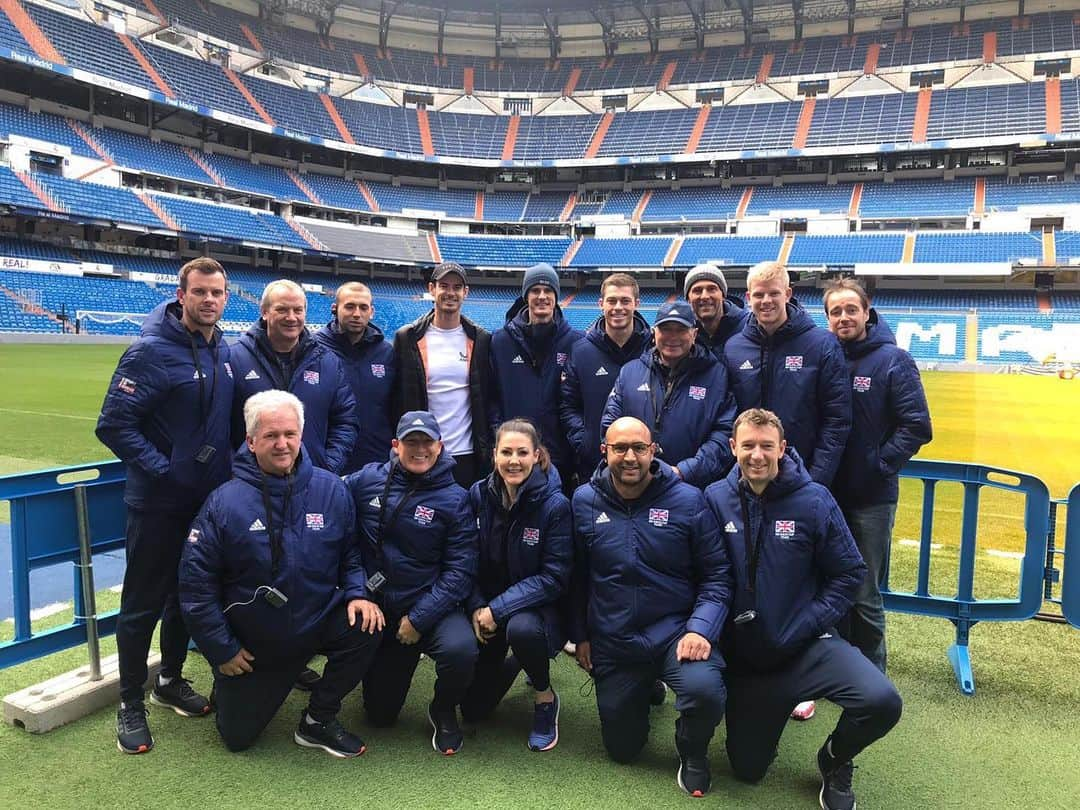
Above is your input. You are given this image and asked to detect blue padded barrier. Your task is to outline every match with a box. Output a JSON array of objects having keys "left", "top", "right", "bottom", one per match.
[
  {"left": 0, "top": 461, "right": 126, "bottom": 669},
  {"left": 885, "top": 460, "right": 1051, "bottom": 694},
  {"left": 1063, "top": 483, "right": 1080, "bottom": 630}
]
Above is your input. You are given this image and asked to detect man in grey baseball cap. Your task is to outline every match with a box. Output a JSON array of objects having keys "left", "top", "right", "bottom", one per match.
[{"left": 683, "top": 262, "right": 746, "bottom": 359}]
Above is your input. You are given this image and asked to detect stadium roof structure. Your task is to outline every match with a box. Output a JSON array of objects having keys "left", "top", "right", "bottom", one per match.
[{"left": 270, "top": 0, "right": 997, "bottom": 53}]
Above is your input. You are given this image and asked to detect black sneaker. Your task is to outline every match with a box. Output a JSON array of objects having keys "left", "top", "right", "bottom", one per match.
[
  {"left": 294, "top": 714, "right": 366, "bottom": 758},
  {"left": 293, "top": 667, "right": 322, "bottom": 692},
  {"left": 818, "top": 741, "right": 857, "bottom": 810},
  {"left": 650, "top": 679, "right": 668, "bottom": 706},
  {"left": 150, "top": 676, "right": 211, "bottom": 717},
  {"left": 116, "top": 702, "right": 154, "bottom": 755},
  {"left": 676, "top": 754, "right": 711, "bottom": 798},
  {"left": 428, "top": 701, "right": 464, "bottom": 755}
]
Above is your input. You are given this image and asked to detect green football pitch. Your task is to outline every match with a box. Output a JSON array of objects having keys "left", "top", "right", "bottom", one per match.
[{"left": 0, "top": 343, "right": 1078, "bottom": 809}]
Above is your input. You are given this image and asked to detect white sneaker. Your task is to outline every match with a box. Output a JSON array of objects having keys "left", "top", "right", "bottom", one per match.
[{"left": 791, "top": 700, "right": 816, "bottom": 721}]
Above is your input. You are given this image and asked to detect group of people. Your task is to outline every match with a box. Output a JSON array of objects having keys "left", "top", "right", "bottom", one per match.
[{"left": 96, "top": 255, "right": 932, "bottom": 809}]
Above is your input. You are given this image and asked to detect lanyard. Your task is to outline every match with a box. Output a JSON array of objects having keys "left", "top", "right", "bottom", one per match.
[
  {"left": 376, "top": 460, "right": 421, "bottom": 550},
  {"left": 187, "top": 332, "right": 219, "bottom": 431},
  {"left": 259, "top": 472, "right": 290, "bottom": 577},
  {"left": 738, "top": 486, "right": 764, "bottom": 595}
]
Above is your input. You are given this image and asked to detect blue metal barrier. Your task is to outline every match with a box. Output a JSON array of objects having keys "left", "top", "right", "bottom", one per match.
[
  {"left": 884, "top": 460, "right": 1050, "bottom": 696},
  {"left": 1063, "top": 483, "right": 1080, "bottom": 630},
  {"left": 0, "top": 460, "right": 126, "bottom": 669}
]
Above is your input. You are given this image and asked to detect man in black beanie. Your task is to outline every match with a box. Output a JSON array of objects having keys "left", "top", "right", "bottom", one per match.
[{"left": 490, "top": 262, "right": 584, "bottom": 493}]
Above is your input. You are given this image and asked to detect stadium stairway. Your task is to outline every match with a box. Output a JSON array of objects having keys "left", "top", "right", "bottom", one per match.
[
  {"left": 286, "top": 218, "right": 325, "bottom": 250},
  {"left": 116, "top": 31, "right": 175, "bottom": 98},
  {"left": 319, "top": 94, "right": 355, "bottom": 144},
  {"left": 0, "top": 0, "right": 63, "bottom": 63},
  {"left": 184, "top": 148, "right": 224, "bottom": 185},
  {"left": 357, "top": 180, "right": 380, "bottom": 212},
  {"left": 286, "top": 170, "right": 322, "bottom": 206},
  {"left": 15, "top": 171, "right": 61, "bottom": 212},
  {"left": 223, "top": 68, "right": 275, "bottom": 127},
  {"left": 66, "top": 121, "right": 113, "bottom": 167},
  {"left": 134, "top": 191, "right": 179, "bottom": 230},
  {"left": 0, "top": 283, "right": 71, "bottom": 331}
]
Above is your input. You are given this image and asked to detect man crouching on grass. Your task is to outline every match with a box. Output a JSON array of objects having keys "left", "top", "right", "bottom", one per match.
[
  {"left": 704, "top": 409, "right": 902, "bottom": 810},
  {"left": 179, "top": 390, "right": 382, "bottom": 756}
]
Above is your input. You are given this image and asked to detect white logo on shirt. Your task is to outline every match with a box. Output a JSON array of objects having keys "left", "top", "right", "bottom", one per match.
[
  {"left": 244, "top": 370, "right": 260, "bottom": 380},
  {"left": 512, "top": 355, "right": 525, "bottom": 364},
  {"left": 724, "top": 521, "right": 738, "bottom": 534},
  {"left": 636, "top": 383, "right": 650, "bottom": 392},
  {"left": 739, "top": 360, "right": 753, "bottom": 370},
  {"left": 595, "top": 366, "right": 609, "bottom": 376},
  {"left": 369, "top": 496, "right": 381, "bottom": 507},
  {"left": 595, "top": 512, "right": 611, "bottom": 524},
  {"left": 249, "top": 519, "right": 266, "bottom": 531}
]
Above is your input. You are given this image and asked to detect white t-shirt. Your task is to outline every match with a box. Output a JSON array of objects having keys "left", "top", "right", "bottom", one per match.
[{"left": 424, "top": 324, "right": 473, "bottom": 455}]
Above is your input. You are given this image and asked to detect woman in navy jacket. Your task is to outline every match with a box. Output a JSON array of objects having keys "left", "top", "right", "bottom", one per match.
[{"left": 460, "top": 419, "right": 572, "bottom": 752}]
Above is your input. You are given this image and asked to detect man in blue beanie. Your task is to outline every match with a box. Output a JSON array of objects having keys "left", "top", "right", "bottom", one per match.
[{"left": 490, "top": 262, "right": 583, "bottom": 493}]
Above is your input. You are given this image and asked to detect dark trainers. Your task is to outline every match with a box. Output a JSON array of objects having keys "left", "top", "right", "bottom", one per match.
[
  {"left": 150, "top": 676, "right": 211, "bottom": 717},
  {"left": 294, "top": 714, "right": 366, "bottom": 758},
  {"left": 818, "top": 741, "right": 857, "bottom": 810},
  {"left": 293, "top": 666, "right": 322, "bottom": 692},
  {"left": 650, "top": 679, "right": 668, "bottom": 706},
  {"left": 527, "top": 692, "right": 559, "bottom": 752},
  {"left": 116, "top": 702, "right": 154, "bottom": 754},
  {"left": 677, "top": 754, "right": 711, "bottom": 798},
  {"left": 428, "top": 702, "right": 464, "bottom": 755}
]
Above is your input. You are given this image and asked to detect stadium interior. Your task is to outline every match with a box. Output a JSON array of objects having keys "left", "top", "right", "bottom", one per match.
[{"left": 0, "top": 0, "right": 1078, "bottom": 368}]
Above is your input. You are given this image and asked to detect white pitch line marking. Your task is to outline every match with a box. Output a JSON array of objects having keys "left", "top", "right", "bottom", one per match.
[
  {"left": 0, "top": 407, "right": 96, "bottom": 422},
  {"left": 985, "top": 549, "right": 1025, "bottom": 560}
]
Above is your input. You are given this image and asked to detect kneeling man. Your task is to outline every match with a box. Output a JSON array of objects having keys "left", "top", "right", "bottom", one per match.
[
  {"left": 704, "top": 409, "right": 902, "bottom": 810},
  {"left": 180, "top": 390, "right": 382, "bottom": 756},
  {"left": 572, "top": 417, "right": 730, "bottom": 797}
]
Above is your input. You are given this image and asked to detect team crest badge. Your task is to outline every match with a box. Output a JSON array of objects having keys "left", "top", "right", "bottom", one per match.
[
  {"left": 689, "top": 385, "right": 706, "bottom": 400},
  {"left": 371, "top": 363, "right": 386, "bottom": 378},
  {"left": 303, "top": 370, "right": 320, "bottom": 385},
  {"left": 648, "top": 508, "right": 669, "bottom": 527},
  {"left": 557, "top": 352, "right": 568, "bottom": 366},
  {"left": 523, "top": 527, "right": 540, "bottom": 545},
  {"left": 414, "top": 505, "right": 435, "bottom": 525},
  {"left": 306, "top": 513, "right": 324, "bottom": 531},
  {"left": 784, "top": 356, "right": 803, "bottom": 371},
  {"left": 775, "top": 520, "right": 796, "bottom": 539},
  {"left": 853, "top": 376, "right": 871, "bottom": 392},
  {"left": 118, "top": 377, "right": 137, "bottom": 394}
]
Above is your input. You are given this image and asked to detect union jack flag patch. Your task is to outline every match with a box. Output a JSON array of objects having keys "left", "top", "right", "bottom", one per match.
[
  {"left": 689, "top": 385, "right": 707, "bottom": 400},
  {"left": 648, "top": 508, "right": 669, "bottom": 527},
  {"left": 306, "top": 513, "right": 324, "bottom": 531},
  {"left": 775, "top": 520, "right": 796, "bottom": 539},
  {"left": 522, "top": 527, "right": 540, "bottom": 545},
  {"left": 414, "top": 505, "right": 435, "bottom": 525},
  {"left": 784, "top": 355, "right": 803, "bottom": 371},
  {"left": 853, "top": 376, "right": 872, "bottom": 392},
  {"left": 303, "top": 370, "right": 320, "bottom": 385},
  {"left": 557, "top": 352, "right": 568, "bottom": 366},
  {"left": 371, "top": 363, "right": 386, "bottom": 378},
  {"left": 118, "top": 377, "right": 137, "bottom": 394}
]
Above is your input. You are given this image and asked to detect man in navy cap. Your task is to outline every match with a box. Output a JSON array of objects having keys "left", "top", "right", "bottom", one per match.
[
  {"left": 490, "top": 262, "right": 583, "bottom": 493},
  {"left": 602, "top": 300, "right": 736, "bottom": 489},
  {"left": 346, "top": 410, "right": 478, "bottom": 755}
]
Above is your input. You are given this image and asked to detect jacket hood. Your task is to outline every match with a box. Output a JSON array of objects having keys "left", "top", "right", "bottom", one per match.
[
  {"left": 842, "top": 309, "right": 896, "bottom": 361},
  {"left": 141, "top": 300, "right": 222, "bottom": 347},
  {"left": 504, "top": 300, "right": 575, "bottom": 354},
  {"left": 231, "top": 443, "right": 314, "bottom": 494},
  {"left": 323, "top": 318, "right": 386, "bottom": 348},
  {"left": 383, "top": 448, "right": 459, "bottom": 490},
  {"left": 723, "top": 446, "right": 813, "bottom": 500},
  {"left": 741, "top": 298, "right": 816, "bottom": 345},
  {"left": 590, "top": 458, "right": 682, "bottom": 507},
  {"left": 485, "top": 462, "right": 558, "bottom": 513},
  {"left": 585, "top": 311, "right": 652, "bottom": 360}
]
